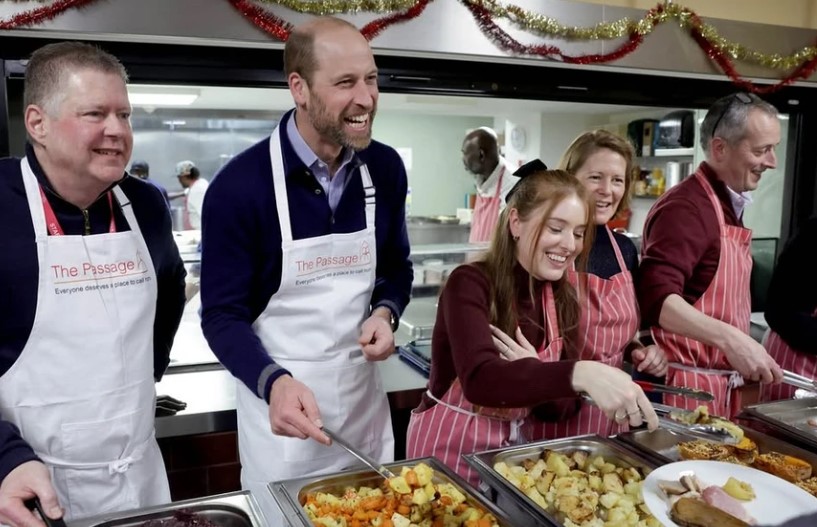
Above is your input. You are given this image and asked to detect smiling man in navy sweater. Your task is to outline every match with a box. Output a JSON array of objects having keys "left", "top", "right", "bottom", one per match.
[
  {"left": 0, "top": 42, "right": 185, "bottom": 525},
  {"left": 199, "top": 16, "right": 413, "bottom": 521}
]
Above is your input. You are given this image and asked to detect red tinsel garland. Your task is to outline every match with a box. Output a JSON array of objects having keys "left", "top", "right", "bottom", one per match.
[
  {"left": 0, "top": 0, "right": 97, "bottom": 30},
  {"left": 360, "top": 0, "right": 430, "bottom": 40},
  {"left": 678, "top": 5, "right": 817, "bottom": 94},
  {"left": 229, "top": 0, "right": 293, "bottom": 41},
  {"left": 228, "top": 0, "right": 430, "bottom": 41},
  {"left": 463, "top": 0, "right": 643, "bottom": 64}
]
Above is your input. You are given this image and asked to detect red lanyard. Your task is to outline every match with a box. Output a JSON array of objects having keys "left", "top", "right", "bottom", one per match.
[{"left": 38, "top": 186, "right": 116, "bottom": 236}]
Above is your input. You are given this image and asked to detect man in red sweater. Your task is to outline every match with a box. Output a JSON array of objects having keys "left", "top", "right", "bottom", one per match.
[{"left": 637, "top": 92, "right": 784, "bottom": 418}]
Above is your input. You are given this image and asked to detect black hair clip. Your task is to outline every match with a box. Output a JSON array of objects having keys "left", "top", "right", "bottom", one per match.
[
  {"left": 513, "top": 158, "right": 547, "bottom": 178},
  {"left": 507, "top": 159, "right": 548, "bottom": 201}
]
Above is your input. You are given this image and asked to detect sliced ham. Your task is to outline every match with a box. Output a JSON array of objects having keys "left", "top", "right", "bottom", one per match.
[{"left": 702, "top": 486, "right": 755, "bottom": 525}]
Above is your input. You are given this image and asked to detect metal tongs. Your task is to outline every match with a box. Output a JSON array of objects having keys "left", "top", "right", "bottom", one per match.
[
  {"left": 24, "top": 497, "right": 67, "bottom": 527},
  {"left": 322, "top": 427, "right": 396, "bottom": 480},
  {"left": 652, "top": 403, "right": 738, "bottom": 444},
  {"left": 634, "top": 380, "right": 715, "bottom": 401},
  {"left": 782, "top": 370, "right": 817, "bottom": 393}
]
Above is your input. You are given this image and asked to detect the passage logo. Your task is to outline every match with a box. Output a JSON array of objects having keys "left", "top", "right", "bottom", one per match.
[{"left": 51, "top": 251, "right": 148, "bottom": 285}]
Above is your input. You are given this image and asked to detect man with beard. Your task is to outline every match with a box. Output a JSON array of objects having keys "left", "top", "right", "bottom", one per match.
[
  {"left": 199, "top": 16, "right": 412, "bottom": 521},
  {"left": 637, "top": 92, "right": 783, "bottom": 420}
]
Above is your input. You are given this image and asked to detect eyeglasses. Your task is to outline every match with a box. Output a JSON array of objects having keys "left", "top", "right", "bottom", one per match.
[{"left": 710, "top": 92, "right": 753, "bottom": 137}]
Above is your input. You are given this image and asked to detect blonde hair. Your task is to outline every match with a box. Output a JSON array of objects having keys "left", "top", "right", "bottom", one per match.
[
  {"left": 477, "top": 169, "right": 594, "bottom": 357},
  {"left": 559, "top": 130, "right": 636, "bottom": 217}
]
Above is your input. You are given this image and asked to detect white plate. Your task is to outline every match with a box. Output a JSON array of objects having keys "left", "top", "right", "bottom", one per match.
[{"left": 642, "top": 460, "right": 817, "bottom": 526}]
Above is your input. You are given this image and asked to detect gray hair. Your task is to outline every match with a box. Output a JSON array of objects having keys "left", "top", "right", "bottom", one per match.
[
  {"left": 24, "top": 41, "right": 128, "bottom": 115},
  {"left": 700, "top": 92, "right": 778, "bottom": 154}
]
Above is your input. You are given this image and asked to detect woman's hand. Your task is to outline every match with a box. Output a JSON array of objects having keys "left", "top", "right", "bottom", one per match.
[
  {"left": 490, "top": 325, "right": 538, "bottom": 361},
  {"left": 631, "top": 344, "right": 668, "bottom": 377},
  {"left": 571, "top": 361, "right": 659, "bottom": 430}
]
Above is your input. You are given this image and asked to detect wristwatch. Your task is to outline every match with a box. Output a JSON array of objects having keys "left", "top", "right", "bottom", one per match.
[{"left": 387, "top": 308, "right": 399, "bottom": 332}]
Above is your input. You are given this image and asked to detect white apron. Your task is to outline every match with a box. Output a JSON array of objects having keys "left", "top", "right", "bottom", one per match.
[
  {"left": 237, "top": 125, "right": 394, "bottom": 522},
  {"left": 0, "top": 159, "right": 169, "bottom": 521}
]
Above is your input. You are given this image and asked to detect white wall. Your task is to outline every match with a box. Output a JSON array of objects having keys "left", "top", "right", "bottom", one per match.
[{"left": 372, "top": 113, "right": 490, "bottom": 217}]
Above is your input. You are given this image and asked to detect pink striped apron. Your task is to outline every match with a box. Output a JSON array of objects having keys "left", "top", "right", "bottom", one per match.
[
  {"left": 651, "top": 172, "right": 753, "bottom": 419},
  {"left": 469, "top": 167, "right": 505, "bottom": 243},
  {"left": 405, "top": 282, "right": 562, "bottom": 486},
  {"left": 760, "top": 309, "right": 817, "bottom": 401},
  {"left": 523, "top": 226, "right": 638, "bottom": 440}
]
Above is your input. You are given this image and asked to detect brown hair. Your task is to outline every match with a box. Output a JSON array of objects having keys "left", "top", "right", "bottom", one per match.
[
  {"left": 284, "top": 16, "right": 361, "bottom": 85},
  {"left": 559, "top": 130, "right": 636, "bottom": 217},
  {"left": 24, "top": 41, "right": 128, "bottom": 115},
  {"left": 477, "top": 169, "right": 594, "bottom": 357}
]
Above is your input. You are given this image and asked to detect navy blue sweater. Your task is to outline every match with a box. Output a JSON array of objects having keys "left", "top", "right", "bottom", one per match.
[
  {"left": 587, "top": 225, "right": 638, "bottom": 279},
  {"left": 200, "top": 110, "right": 413, "bottom": 402},
  {"left": 0, "top": 144, "right": 187, "bottom": 483}
]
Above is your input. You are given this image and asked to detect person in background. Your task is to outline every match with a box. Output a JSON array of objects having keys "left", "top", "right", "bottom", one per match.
[
  {"left": 406, "top": 169, "right": 658, "bottom": 485},
  {"left": 129, "top": 159, "right": 170, "bottom": 208},
  {"left": 461, "top": 127, "right": 520, "bottom": 243},
  {"left": 199, "top": 16, "right": 412, "bottom": 522},
  {"left": 518, "top": 131, "right": 668, "bottom": 442},
  {"left": 637, "top": 92, "right": 783, "bottom": 419},
  {"left": 760, "top": 216, "right": 817, "bottom": 401},
  {"left": 175, "top": 160, "right": 208, "bottom": 230},
  {"left": 0, "top": 42, "right": 186, "bottom": 525}
]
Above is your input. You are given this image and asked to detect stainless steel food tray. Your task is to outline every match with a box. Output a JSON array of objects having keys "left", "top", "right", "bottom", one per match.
[
  {"left": 269, "top": 456, "right": 532, "bottom": 527},
  {"left": 69, "top": 491, "right": 265, "bottom": 527},
  {"left": 740, "top": 398, "right": 817, "bottom": 450},
  {"left": 617, "top": 424, "right": 817, "bottom": 470},
  {"left": 463, "top": 435, "right": 659, "bottom": 527}
]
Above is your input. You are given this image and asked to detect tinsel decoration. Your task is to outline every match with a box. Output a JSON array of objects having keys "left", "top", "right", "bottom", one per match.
[
  {"left": 359, "top": 0, "right": 429, "bottom": 40},
  {"left": 464, "top": 0, "right": 644, "bottom": 65},
  {"left": 470, "top": 0, "right": 817, "bottom": 72},
  {"left": 229, "top": 0, "right": 293, "bottom": 41},
  {"left": 0, "top": 0, "right": 97, "bottom": 29},
  {"left": 253, "top": 0, "right": 419, "bottom": 15},
  {"left": 229, "top": 0, "right": 429, "bottom": 41}
]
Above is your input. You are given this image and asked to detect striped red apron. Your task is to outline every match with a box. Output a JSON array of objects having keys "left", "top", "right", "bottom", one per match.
[
  {"left": 405, "top": 283, "right": 562, "bottom": 486},
  {"left": 760, "top": 309, "right": 817, "bottom": 401},
  {"left": 469, "top": 167, "right": 505, "bottom": 243},
  {"left": 522, "top": 226, "right": 638, "bottom": 440},
  {"left": 651, "top": 172, "right": 753, "bottom": 419}
]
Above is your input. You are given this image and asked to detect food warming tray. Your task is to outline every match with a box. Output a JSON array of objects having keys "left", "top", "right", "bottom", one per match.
[
  {"left": 269, "top": 456, "right": 531, "bottom": 527},
  {"left": 740, "top": 398, "right": 817, "bottom": 450},
  {"left": 463, "top": 435, "right": 659, "bottom": 527},
  {"left": 617, "top": 424, "right": 817, "bottom": 470},
  {"left": 68, "top": 491, "right": 265, "bottom": 527}
]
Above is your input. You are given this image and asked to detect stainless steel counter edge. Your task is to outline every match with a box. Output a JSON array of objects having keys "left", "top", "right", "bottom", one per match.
[
  {"left": 155, "top": 355, "right": 428, "bottom": 438},
  {"left": 68, "top": 491, "right": 265, "bottom": 527}
]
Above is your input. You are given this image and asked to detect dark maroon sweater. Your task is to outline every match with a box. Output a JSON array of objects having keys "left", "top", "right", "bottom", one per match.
[
  {"left": 419, "top": 264, "right": 578, "bottom": 411},
  {"left": 637, "top": 162, "right": 743, "bottom": 327}
]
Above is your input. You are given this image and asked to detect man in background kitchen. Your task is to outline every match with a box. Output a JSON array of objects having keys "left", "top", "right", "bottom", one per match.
[
  {"left": 637, "top": 92, "right": 783, "bottom": 419},
  {"left": 461, "top": 127, "right": 519, "bottom": 243},
  {"left": 200, "top": 16, "right": 413, "bottom": 521},
  {"left": 174, "top": 160, "right": 208, "bottom": 230},
  {"left": 130, "top": 159, "right": 170, "bottom": 208},
  {"left": 0, "top": 42, "right": 186, "bottom": 525}
]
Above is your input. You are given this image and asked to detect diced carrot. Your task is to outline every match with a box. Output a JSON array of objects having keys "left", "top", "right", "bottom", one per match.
[
  {"left": 439, "top": 495, "right": 453, "bottom": 506},
  {"left": 432, "top": 518, "right": 444, "bottom": 527},
  {"left": 382, "top": 520, "right": 394, "bottom": 527},
  {"left": 478, "top": 518, "right": 493, "bottom": 527},
  {"left": 350, "top": 520, "right": 362, "bottom": 527},
  {"left": 397, "top": 504, "right": 411, "bottom": 515}
]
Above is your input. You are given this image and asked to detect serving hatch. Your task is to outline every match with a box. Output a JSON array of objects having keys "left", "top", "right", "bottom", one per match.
[
  {"left": 269, "top": 456, "right": 531, "bottom": 527},
  {"left": 68, "top": 491, "right": 265, "bottom": 527},
  {"left": 463, "top": 435, "right": 660, "bottom": 527}
]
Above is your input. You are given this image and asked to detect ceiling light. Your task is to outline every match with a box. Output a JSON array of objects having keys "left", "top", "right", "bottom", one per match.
[{"left": 128, "top": 88, "right": 199, "bottom": 107}]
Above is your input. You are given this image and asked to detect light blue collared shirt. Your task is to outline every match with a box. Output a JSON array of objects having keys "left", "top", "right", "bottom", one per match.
[{"left": 285, "top": 113, "right": 356, "bottom": 213}]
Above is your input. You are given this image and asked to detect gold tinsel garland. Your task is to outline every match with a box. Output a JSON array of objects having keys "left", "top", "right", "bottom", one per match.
[
  {"left": 251, "top": 0, "right": 419, "bottom": 15},
  {"left": 467, "top": 0, "right": 817, "bottom": 71}
]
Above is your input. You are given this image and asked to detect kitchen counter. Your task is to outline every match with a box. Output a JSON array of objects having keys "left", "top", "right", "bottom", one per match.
[{"left": 155, "top": 295, "right": 428, "bottom": 438}]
